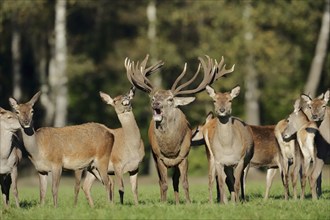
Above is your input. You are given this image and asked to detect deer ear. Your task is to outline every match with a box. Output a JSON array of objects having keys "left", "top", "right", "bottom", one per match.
[
  {"left": 324, "top": 90, "right": 329, "bottom": 103},
  {"left": 9, "top": 98, "right": 18, "bottom": 109},
  {"left": 293, "top": 99, "right": 301, "bottom": 113},
  {"left": 99, "top": 91, "right": 114, "bottom": 105},
  {"left": 230, "top": 86, "right": 240, "bottom": 98},
  {"left": 0, "top": 107, "right": 5, "bottom": 115},
  {"left": 174, "top": 97, "right": 196, "bottom": 107},
  {"left": 301, "top": 94, "right": 311, "bottom": 104},
  {"left": 206, "top": 85, "right": 216, "bottom": 98},
  {"left": 28, "top": 91, "right": 41, "bottom": 106}
]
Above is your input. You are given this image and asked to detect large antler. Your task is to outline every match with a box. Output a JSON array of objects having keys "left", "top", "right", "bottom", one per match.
[
  {"left": 171, "top": 55, "right": 235, "bottom": 96},
  {"left": 125, "top": 54, "right": 164, "bottom": 93}
]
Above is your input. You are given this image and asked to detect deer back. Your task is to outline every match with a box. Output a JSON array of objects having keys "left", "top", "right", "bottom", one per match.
[{"left": 249, "top": 125, "right": 280, "bottom": 167}]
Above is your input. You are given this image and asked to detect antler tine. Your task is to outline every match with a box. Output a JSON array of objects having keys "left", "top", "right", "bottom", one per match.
[
  {"left": 172, "top": 55, "right": 216, "bottom": 96},
  {"left": 124, "top": 55, "right": 164, "bottom": 93},
  {"left": 125, "top": 57, "right": 153, "bottom": 93},
  {"left": 171, "top": 63, "right": 187, "bottom": 92},
  {"left": 172, "top": 63, "right": 202, "bottom": 95},
  {"left": 213, "top": 56, "right": 235, "bottom": 81}
]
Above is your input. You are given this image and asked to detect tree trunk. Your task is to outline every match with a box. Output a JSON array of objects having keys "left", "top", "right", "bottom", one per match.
[
  {"left": 147, "top": 0, "right": 159, "bottom": 176},
  {"left": 11, "top": 24, "right": 22, "bottom": 101},
  {"left": 243, "top": 1, "right": 260, "bottom": 125},
  {"left": 48, "top": 0, "right": 68, "bottom": 127},
  {"left": 304, "top": 0, "right": 330, "bottom": 97}
]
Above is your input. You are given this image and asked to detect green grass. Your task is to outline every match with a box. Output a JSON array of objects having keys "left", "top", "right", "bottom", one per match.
[{"left": 1, "top": 177, "right": 330, "bottom": 220}]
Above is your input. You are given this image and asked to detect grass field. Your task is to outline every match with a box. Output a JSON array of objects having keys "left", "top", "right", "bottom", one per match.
[{"left": 1, "top": 170, "right": 330, "bottom": 220}]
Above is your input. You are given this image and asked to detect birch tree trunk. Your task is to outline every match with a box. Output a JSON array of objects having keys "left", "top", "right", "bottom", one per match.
[
  {"left": 244, "top": 1, "right": 260, "bottom": 125},
  {"left": 147, "top": 0, "right": 159, "bottom": 176},
  {"left": 304, "top": 0, "right": 330, "bottom": 97},
  {"left": 11, "top": 24, "right": 22, "bottom": 101},
  {"left": 48, "top": 0, "right": 68, "bottom": 127}
]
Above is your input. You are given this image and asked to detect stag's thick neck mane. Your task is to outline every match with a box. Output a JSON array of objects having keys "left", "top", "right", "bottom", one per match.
[{"left": 154, "top": 107, "right": 186, "bottom": 132}]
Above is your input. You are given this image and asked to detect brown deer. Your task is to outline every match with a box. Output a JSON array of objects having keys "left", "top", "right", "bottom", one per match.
[
  {"left": 9, "top": 92, "right": 114, "bottom": 207},
  {"left": 300, "top": 90, "right": 329, "bottom": 199},
  {"left": 192, "top": 116, "right": 300, "bottom": 201},
  {"left": 282, "top": 98, "right": 319, "bottom": 199},
  {"left": 0, "top": 108, "right": 22, "bottom": 208},
  {"left": 125, "top": 54, "right": 234, "bottom": 204},
  {"left": 248, "top": 121, "right": 300, "bottom": 200},
  {"left": 202, "top": 85, "right": 254, "bottom": 204},
  {"left": 81, "top": 87, "right": 145, "bottom": 205}
]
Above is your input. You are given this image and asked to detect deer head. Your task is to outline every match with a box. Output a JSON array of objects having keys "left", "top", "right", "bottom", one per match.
[
  {"left": 125, "top": 54, "right": 235, "bottom": 123},
  {"left": 99, "top": 87, "right": 136, "bottom": 115},
  {"left": 0, "top": 107, "right": 21, "bottom": 132},
  {"left": 282, "top": 99, "right": 305, "bottom": 139},
  {"left": 205, "top": 85, "right": 240, "bottom": 117},
  {"left": 9, "top": 91, "right": 41, "bottom": 129},
  {"left": 301, "top": 90, "right": 329, "bottom": 122}
]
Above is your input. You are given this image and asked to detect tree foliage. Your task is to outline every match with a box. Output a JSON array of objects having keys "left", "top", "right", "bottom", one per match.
[{"left": 0, "top": 0, "right": 328, "bottom": 175}]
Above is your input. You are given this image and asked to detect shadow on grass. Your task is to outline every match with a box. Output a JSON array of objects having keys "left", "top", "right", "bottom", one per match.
[{"left": 19, "top": 200, "right": 38, "bottom": 209}]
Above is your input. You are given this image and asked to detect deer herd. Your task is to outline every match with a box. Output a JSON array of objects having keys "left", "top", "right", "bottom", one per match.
[{"left": 0, "top": 55, "right": 329, "bottom": 208}]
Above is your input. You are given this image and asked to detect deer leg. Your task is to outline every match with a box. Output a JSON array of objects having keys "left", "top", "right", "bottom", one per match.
[
  {"left": 300, "top": 158, "right": 310, "bottom": 200},
  {"left": 172, "top": 166, "right": 180, "bottom": 204},
  {"left": 114, "top": 167, "right": 124, "bottom": 205},
  {"left": 178, "top": 158, "right": 191, "bottom": 204},
  {"left": 264, "top": 168, "right": 277, "bottom": 200},
  {"left": 291, "top": 160, "right": 300, "bottom": 200},
  {"left": 208, "top": 157, "right": 216, "bottom": 203},
  {"left": 11, "top": 166, "right": 20, "bottom": 208},
  {"left": 129, "top": 169, "right": 139, "bottom": 205},
  {"left": 224, "top": 166, "right": 235, "bottom": 202},
  {"left": 51, "top": 166, "right": 62, "bottom": 207},
  {"left": 242, "top": 164, "right": 251, "bottom": 201},
  {"left": 280, "top": 159, "right": 290, "bottom": 200},
  {"left": 38, "top": 172, "right": 48, "bottom": 206},
  {"left": 0, "top": 174, "right": 11, "bottom": 208},
  {"left": 216, "top": 164, "right": 228, "bottom": 204},
  {"left": 82, "top": 171, "right": 96, "bottom": 208},
  {"left": 316, "top": 171, "right": 322, "bottom": 197},
  {"left": 233, "top": 160, "right": 245, "bottom": 203},
  {"left": 74, "top": 169, "right": 83, "bottom": 206},
  {"left": 310, "top": 158, "right": 324, "bottom": 200},
  {"left": 154, "top": 156, "right": 168, "bottom": 202},
  {"left": 97, "top": 163, "right": 111, "bottom": 204}
]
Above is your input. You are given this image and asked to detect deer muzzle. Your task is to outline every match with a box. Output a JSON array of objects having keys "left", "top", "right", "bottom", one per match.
[{"left": 153, "top": 107, "right": 163, "bottom": 122}]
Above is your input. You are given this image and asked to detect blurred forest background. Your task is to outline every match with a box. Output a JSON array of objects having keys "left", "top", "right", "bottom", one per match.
[{"left": 0, "top": 0, "right": 329, "bottom": 176}]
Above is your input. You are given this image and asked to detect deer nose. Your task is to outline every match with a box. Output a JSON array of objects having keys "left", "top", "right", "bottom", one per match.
[
  {"left": 312, "top": 114, "right": 318, "bottom": 120},
  {"left": 220, "top": 108, "right": 225, "bottom": 113}
]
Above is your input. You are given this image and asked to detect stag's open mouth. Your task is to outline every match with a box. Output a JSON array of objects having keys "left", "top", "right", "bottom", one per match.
[{"left": 153, "top": 108, "right": 163, "bottom": 122}]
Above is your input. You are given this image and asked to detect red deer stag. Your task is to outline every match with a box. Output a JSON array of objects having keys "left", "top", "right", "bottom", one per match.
[
  {"left": 0, "top": 108, "right": 22, "bottom": 208},
  {"left": 125, "top": 55, "right": 233, "bottom": 204},
  {"left": 9, "top": 92, "right": 114, "bottom": 207},
  {"left": 81, "top": 87, "right": 146, "bottom": 205}
]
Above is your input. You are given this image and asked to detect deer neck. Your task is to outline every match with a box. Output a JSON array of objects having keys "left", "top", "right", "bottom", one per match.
[
  {"left": 117, "top": 111, "right": 141, "bottom": 142},
  {"left": 20, "top": 126, "right": 39, "bottom": 156},
  {"left": 319, "top": 107, "right": 330, "bottom": 143},
  {"left": 216, "top": 116, "right": 233, "bottom": 146},
  {"left": 297, "top": 110, "right": 310, "bottom": 128},
  {"left": 155, "top": 108, "right": 184, "bottom": 133},
  {"left": 0, "top": 127, "right": 15, "bottom": 159}
]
